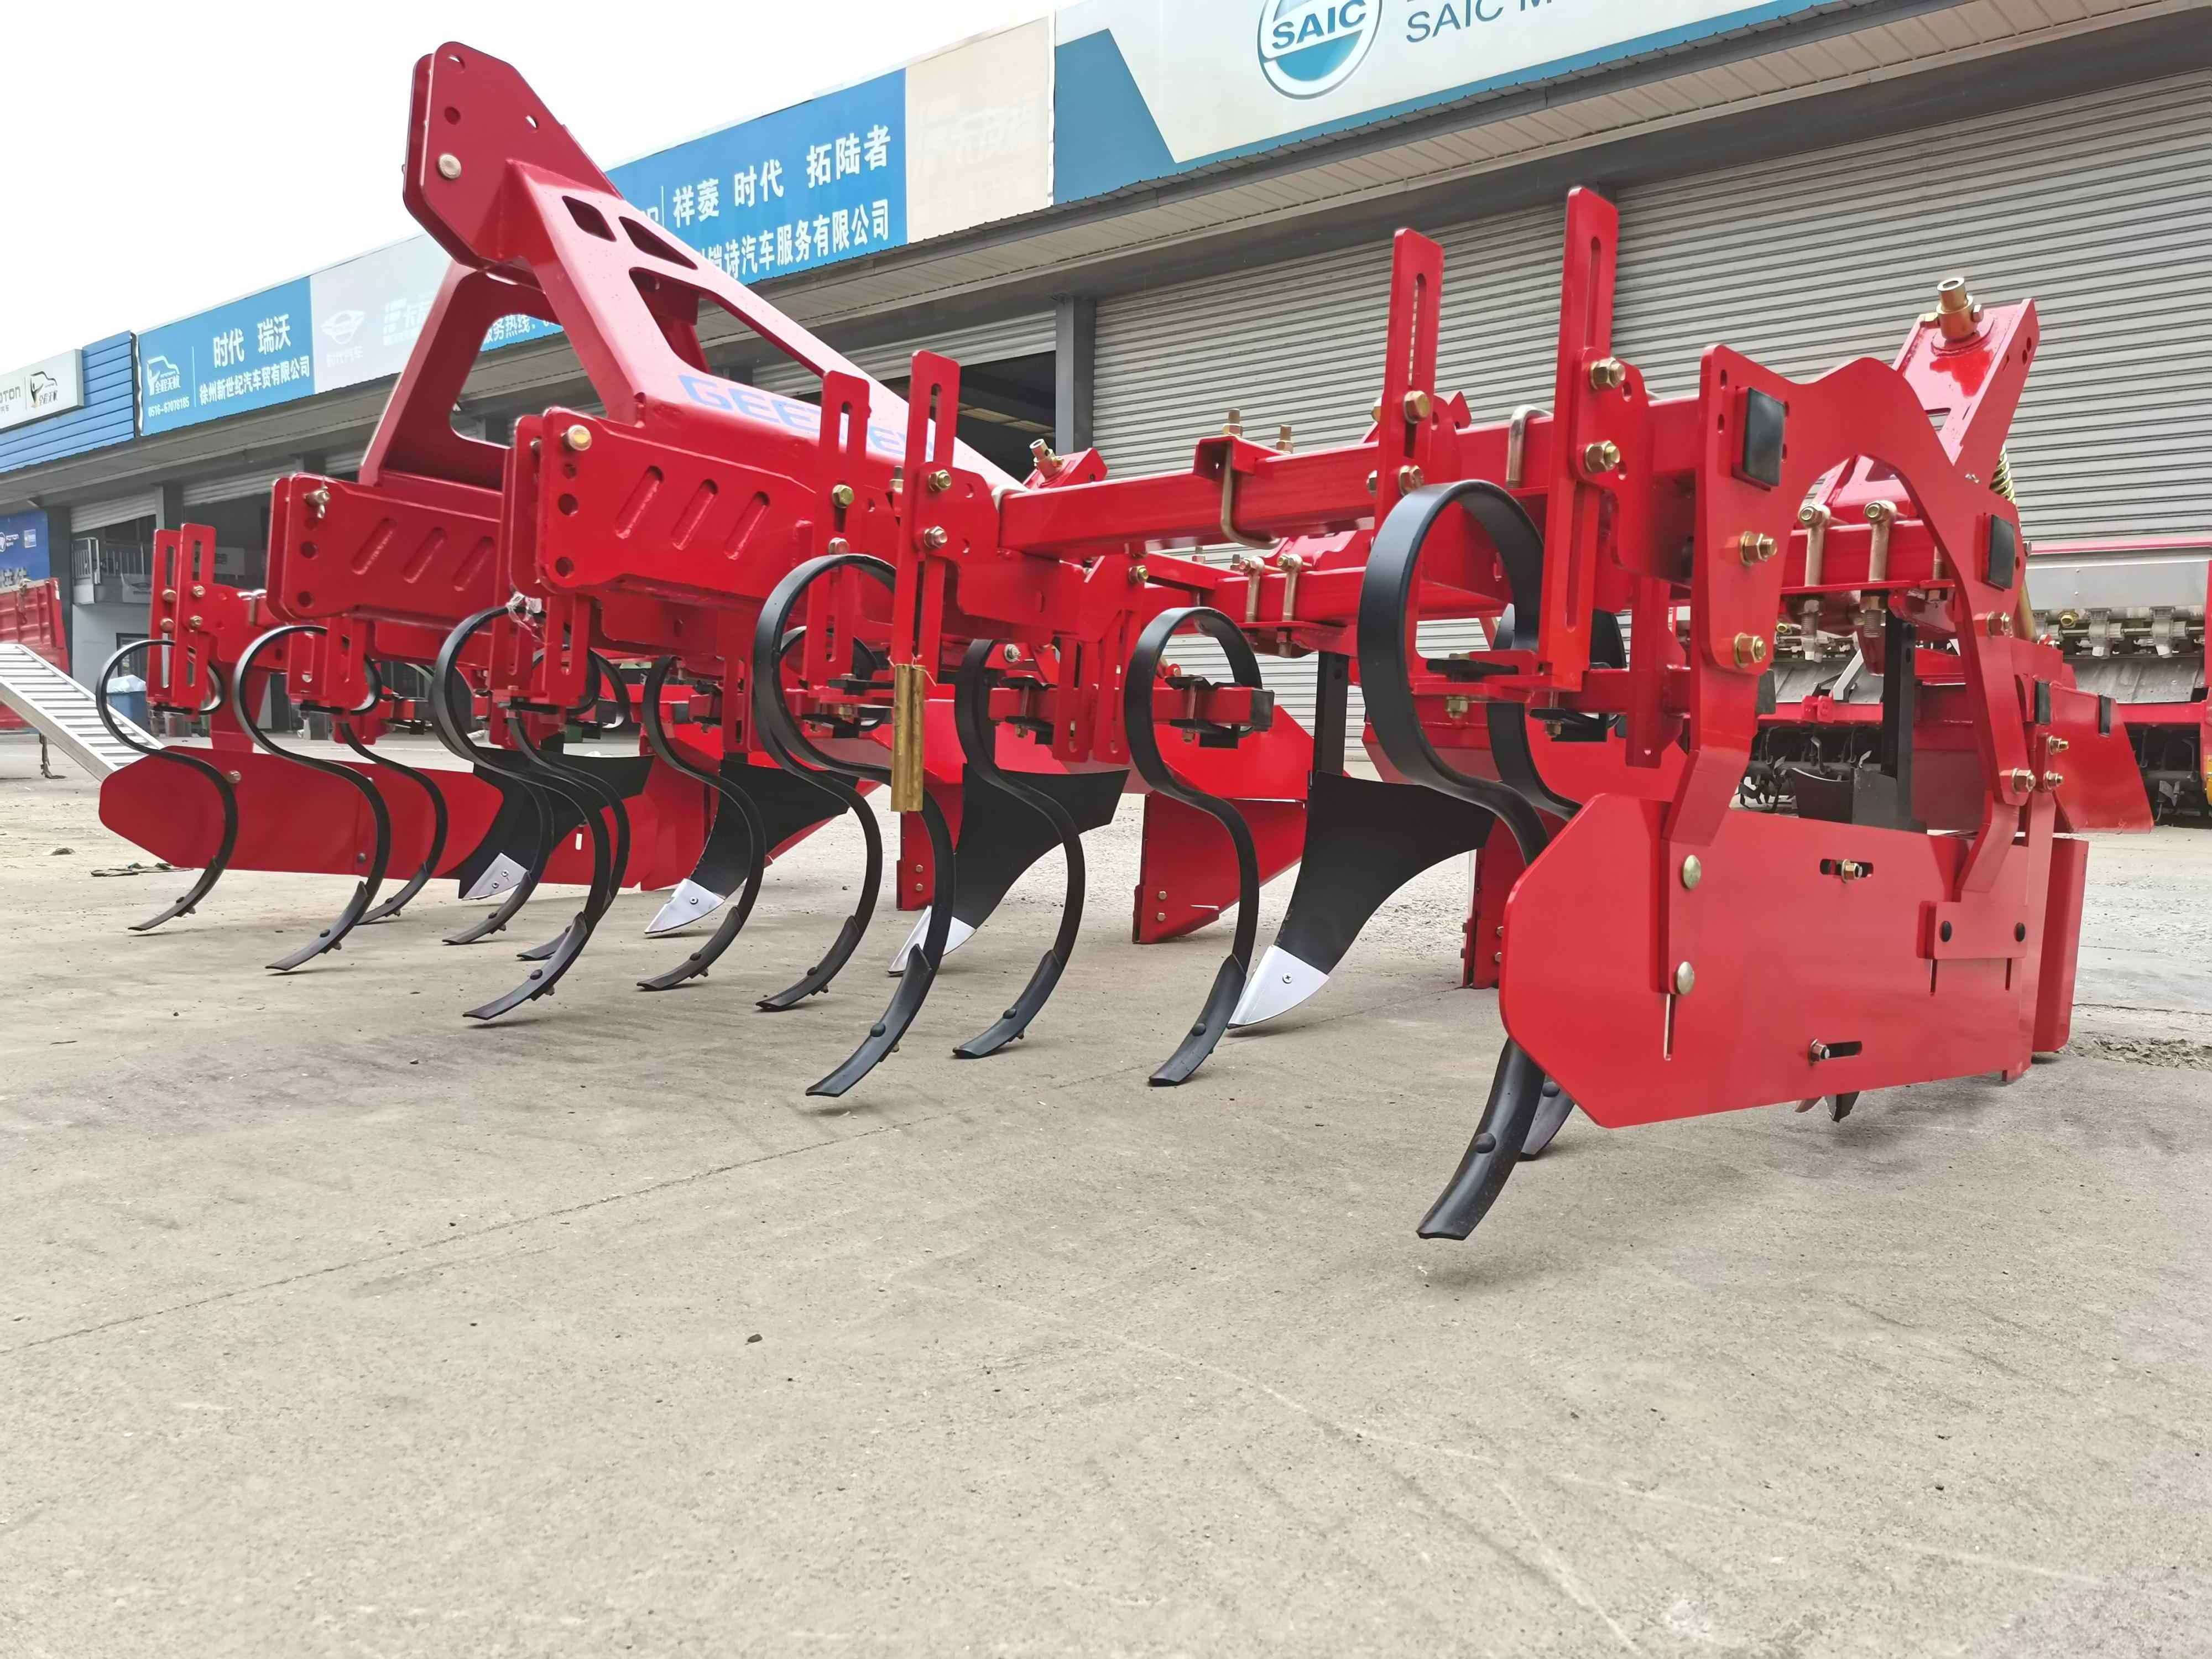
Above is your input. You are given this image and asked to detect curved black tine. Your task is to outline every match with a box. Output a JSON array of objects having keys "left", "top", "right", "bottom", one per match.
[
  {"left": 1521, "top": 1078, "right": 1577, "bottom": 1159},
  {"left": 634, "top": 656, "right": 768, "bottom": 992},
  {"left": 750, "top": 552, "right": 944, "bottom": 1094},
  {"left": 1123, "top": 606, "right": 1265, "bottom": 1087},
  {"left": 947, "top": 638, "right": 1087, "bottom": 1060},
  {"left": 1361, "top": 480, "right": 1567, "bottom": 1235},
  {"left": 806, "top": 789, "right": 953, "bottom": 1097},
  {"left": 427, "top": 608, "right": 599, "bottom": 1021},
  {"left": 752, "top": 771, "right": 883, "bottom": 1010},
  {"left": 446, "top": 779, "right": 557, "bottom": 946},
  {"left": 338, "top": 724, "right": 452, "bottom": 924},
  {"left": 1416, "top": 1041, "right": 1550, "bottom": 1239},
  {"left": 232, "top": 626, "right": 393, "bottom": 973},
  {"left": 96, "top": 640, "right": 239, "bottom": 932}
]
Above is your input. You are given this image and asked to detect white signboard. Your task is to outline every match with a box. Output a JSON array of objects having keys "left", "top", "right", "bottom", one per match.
[
  {"left": 309, "top": 236, "right": 454, "bottom": 394},
  {"left": 907, "top": 20, "right": 1054, "bottom": 242},
  {"left": 0, "top": 349, "right": 85, "bottom": 432}
]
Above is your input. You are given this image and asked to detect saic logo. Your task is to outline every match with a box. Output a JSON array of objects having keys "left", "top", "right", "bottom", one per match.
[
  {"left": 1256, "top": 0, "right": 1381, "bottom": 99},
  {"left": 321, "top": 309, "right": 366, "bottom": 346}
]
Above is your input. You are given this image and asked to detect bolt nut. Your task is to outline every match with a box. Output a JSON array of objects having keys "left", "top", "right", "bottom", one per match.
[
  {"left": 1155, "top": 911, "right": 1167, "bottom": 924},
  {"left": 1864, "top": 498, "right": 1896, "bottom": 526},
  {"left": 1674, "top": 961, "right": 1697, "bottom": 996},
  {"left": 926, "top": 468, "right": 953, "bottom": 494},
  {"left": 1365, "top": 471, "right": 1378, "bottom": 495},
  {"left": 1222, "top": 409, "right": 1244, "bottom": 437},
  {"left": 1002, "top": 644, "right": 1021, "bottom": 665},
  {"left": 1127, "top": 563, "right": 1149, "bottom": 585},
  {"left": 1738, "top": 531, "right": 1778, "bottom": 565},
  {"left": 161, "top": 589, "right": 178, "bottom": 603},
  {"left": 1733, "top": 632, "right": 1770, "bottom": 669},
  {"left": 436, "top": 153, "right": 462, "bottom": 181},
  {"left": 2043, "top": 771, "right": 2065, "bottom": 791},
  {"left": 187, "top": 615, "right": 204, "bottom": 631},
  {"left": 226, "top": 770, "right": 242, "bottom": 784},
  {"left": 922, "top": 525, "right": 950, "bottom": 551},
  {"left": 2046, "top": 736, "right": 2070, "bottom": 755},
  {"left": 1681, "top": 854, "right": 1703, "bottom": 890},
  {"left": 825, "top": 535, "right": 850, "bottom": 555},
  {"left": 159, "top": 618, "right": 175, "bottom": 633},
  {"left": 2009, "top": 767, "right": 2037, "bottom": 792},
  {"left": 561, "top": 423, "right": 592, "bottom": 452},
  {"left": 1583, "top": 440, "right": 1621, "bottom": 475},
  {"left": 1402, "top": 390, "right": 1433, "bottom": 422},
  {"left": 1397, "top": 465, "right": 1425, "bottom": 492},
  {"left": 1587, "top": 357, "right": 1627, "bottom": 392},
  {"left": 830, "top": 483, "right": 855, "bottom": 510}
]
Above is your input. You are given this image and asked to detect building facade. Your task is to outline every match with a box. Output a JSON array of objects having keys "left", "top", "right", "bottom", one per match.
[{"left": 2, "top": 0, "right": 2206, "bottom": 694}]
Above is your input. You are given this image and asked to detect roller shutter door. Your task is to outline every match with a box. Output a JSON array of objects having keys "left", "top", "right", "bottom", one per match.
[
  {"left": 71, "top": 491, "right": 163, "bottom": 532},
  {"left": 753, "top": 311, "right": 1055, "bottom": 398},
  {"left": 1095, "top": 206, "right": 1557, "bottom": 733},
  {"left": 182, "top": 463, "right": 301, "bottom": 508},
  {"left": 1611, "top": 69, "right": 2212, "bottom": 540}
]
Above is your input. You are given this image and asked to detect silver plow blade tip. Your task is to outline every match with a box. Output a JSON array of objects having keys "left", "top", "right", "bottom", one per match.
[
  {"left": 461, "top": 853, "right": 528, "bottom": 902},
  {"left": 646, "top": 878, "right": 728, "bottom": 937},
  {"left": 887, "top": 907, "right": 977, "bottom": 975},
  {"left": 1229, "top": 945, "right": 1330, "bottom": 1028}
]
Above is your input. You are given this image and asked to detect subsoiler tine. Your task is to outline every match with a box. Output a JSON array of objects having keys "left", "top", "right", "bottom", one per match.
[
  {"left": 1121, "top": 606, "right": 1267, "bottom": 1088},
  {"left": 946, "top": 639, "right": 1094, "bottom": 1060},
  {"left": 1233, "top": 770, "right": 1493, "bottom": 1030},
  {"left": 232, "top": 625, "right": 393, "bottom": 973},
  {"left": 1416, "top": 1041, "right": 1549, "bottom": 1240},
  {"left": 95, "top": 640, "right": 241, "bottom": 933},
  {"left": 635, "top": 658, "right": 767, "bottom": 993},
  {"left": 343, "top": 728, "right": 451, "bottom": 925}
]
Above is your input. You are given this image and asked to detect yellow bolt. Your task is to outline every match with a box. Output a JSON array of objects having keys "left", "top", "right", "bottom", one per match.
[
  {"left": 1733, "top": 633, "right": 1769, "bottom": 668},
  {"left": 1397, "top": 465, "right": 1425, "bottom": 491},
  {"left": 830, "top": 483, "right": 855, "bottom": 510},
  {"left": 1584, "top": 440, "right": 1620, "bottom": 474},
  {"left": 922, "top": 525, "right": 950, "bottom": 551},
  {"left": 561, "top": 423, "right": 592, "bottom": 452},
  {"left": 1127, "top": 563, "right": 1149, "bottom": 585},
  {"left": 1402, "top": 390, "right": 1433, "bottom": 422},
  {"left": 1738, "top": 532, "right": 1778, "bottom": 565},
  {"left": 1588, "top": 357, "right": 1627, "bottom": 392},
  {"left": 927, "top": 468, "right": 953, "bottom": 494}
]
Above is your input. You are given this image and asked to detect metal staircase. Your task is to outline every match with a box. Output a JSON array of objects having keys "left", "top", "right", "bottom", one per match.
[{"left": 0, "top": 643, "right": 152, "bottom": 777}]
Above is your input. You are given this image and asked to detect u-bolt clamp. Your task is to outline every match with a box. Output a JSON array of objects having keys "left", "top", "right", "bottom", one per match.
[{"left": 1218, "top": 458, "right": 1273, "bottom": 550}]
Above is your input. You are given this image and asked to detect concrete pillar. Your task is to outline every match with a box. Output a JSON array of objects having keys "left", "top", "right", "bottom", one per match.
[{"left": 1054, "top": 296, "right": 1095, "bottom": 455}]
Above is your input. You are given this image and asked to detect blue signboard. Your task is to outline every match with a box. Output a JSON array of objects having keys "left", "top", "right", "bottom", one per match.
[
  {"left": 479, "top": 71, "right": 907, "bottom": 356},
  {"left": 138, "top": 277, "right": 316, "bottom": 435},
  {"left": 0, "top": 508, "right": 51, "bottom": 583},
  {"left": 617, "top": 70, "right": 906, "bottom": 284}
]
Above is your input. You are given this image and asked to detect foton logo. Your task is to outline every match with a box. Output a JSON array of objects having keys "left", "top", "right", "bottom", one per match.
[{"left": 1258, "top": 0, "right": 1381, "bottom": 98}]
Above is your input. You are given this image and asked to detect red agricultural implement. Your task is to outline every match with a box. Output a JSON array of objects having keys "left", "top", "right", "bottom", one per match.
[{"left": 91, "top": 41, "right": 2156, "bottom": 1239}]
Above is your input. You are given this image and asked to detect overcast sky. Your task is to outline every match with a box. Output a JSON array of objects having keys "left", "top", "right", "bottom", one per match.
[{"left": 1, "top": 0, "right": 1056, "bottom": 368}]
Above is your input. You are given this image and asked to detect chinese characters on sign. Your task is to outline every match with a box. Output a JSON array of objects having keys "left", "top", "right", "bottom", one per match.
[
  {"left": 138, "top": 278, "right": 317, "bottom": 435},
  {"left": 613, "top": 69, "right": 906, "bottom": 286}
]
